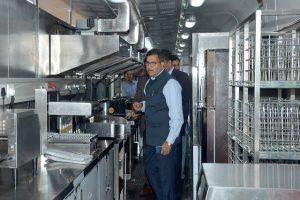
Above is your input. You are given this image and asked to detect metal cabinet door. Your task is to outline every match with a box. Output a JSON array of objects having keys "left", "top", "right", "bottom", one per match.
[
  {"left": 205, "top": 50, "right": 229, "bottom": 163},
  {"left": 98, "top": 158, "right": 107, "bottom": 200},
  {"left": 64, "top": 190, "right": 75, "bottom": 200},
  {"left": 106, "top": 148, "right": 115, "bottom": 200},
  {"left": 81, "top": 167, "right": 98, "bottom": 200}
]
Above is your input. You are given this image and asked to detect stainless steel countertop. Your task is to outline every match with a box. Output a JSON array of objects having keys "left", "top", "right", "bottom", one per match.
[
  {"left": 0, "top": 139, "right": 115, "bottom": 200},
  {"left": 200, "top": 163, "right": 300, "bottom": 200}
]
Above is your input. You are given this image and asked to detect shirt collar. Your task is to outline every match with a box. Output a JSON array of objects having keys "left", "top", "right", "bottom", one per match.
[
  {"left": 150, "top": 69, "right": 164, "bottom": 80},
  {"left": 168, "top": 67, "right": 174, "bottom": 75}
]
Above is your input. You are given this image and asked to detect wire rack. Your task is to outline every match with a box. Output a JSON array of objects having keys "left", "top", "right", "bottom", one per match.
[
  {"left": 228, "top": 10, "right": 300, "bottom": 163},
  {"left": 229, "top": 99, "right": 300, "bottom": 155},
  {"left": 245, "top": 33, "right": 300, "bottom": 83},
  {"left": 228, "top": 99, "right": 235, "bottom": 135}
]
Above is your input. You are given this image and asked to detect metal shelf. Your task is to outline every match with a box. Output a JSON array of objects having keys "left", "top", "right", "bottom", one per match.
[
  {"left": 228, "top": 99, "right": 300, "bottom": 161},
  {"left": 260, "top": 151, "right": 300, "bottom": 160},
  {"left": 228, "top": 9, "right": 300, "bottom": 164},
  {"left": 230, "top": 81, "right": 300, "bottom": 88},
  {"left": 229, "top": 131, "right": 300, "bottom": 161},
  {"left": 260, "top": 81, "right": 300, "bottom": 88}
]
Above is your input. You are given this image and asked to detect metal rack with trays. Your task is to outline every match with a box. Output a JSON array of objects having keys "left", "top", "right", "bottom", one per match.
[{"left": 227, "top": 9, "right": 300, "bottom": 164}]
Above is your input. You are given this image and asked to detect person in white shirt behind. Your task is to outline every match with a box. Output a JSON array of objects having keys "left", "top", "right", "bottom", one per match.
[{"left": 121, "top": 71, "right": 137, "bottom": 98}]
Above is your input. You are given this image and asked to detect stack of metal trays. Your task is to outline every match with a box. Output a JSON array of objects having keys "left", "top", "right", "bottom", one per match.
[{"left": 47, "top": 133, "right": 98, "bottom": 155}]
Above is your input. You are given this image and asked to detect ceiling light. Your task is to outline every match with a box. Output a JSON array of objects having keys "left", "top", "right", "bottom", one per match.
[
  {"left": 185, "top": 14, "right": 196, "bottom": 28},
  {"left": 148, "top": 16, "right": 154, "bottom": 20},
  {"left": 181, "top": 33, "right": 190, "bottom": 40},
  {"left": 179, "top": 42, "right": 186, "bottom": 48},
  {"left": 108, "top": 0, "right": 127, "bottom": 3},
  {"left": 178, "top": 49, "right": 184, "bottom": 52},
  {"left": 189, "top": 0, "right": 205, "bottom": 7}
]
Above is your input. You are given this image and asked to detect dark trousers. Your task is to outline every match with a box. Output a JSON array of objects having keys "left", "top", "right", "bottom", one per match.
[
  {"left": 175, "top": 123, "right": 186, "bottom": 200},
  {"left": 144, "top": 145, "right": 177, "bottom": 200}
]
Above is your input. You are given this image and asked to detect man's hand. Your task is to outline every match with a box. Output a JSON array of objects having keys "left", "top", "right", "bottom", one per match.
[
  {"left": 161, "top": 141, "right": 172, "bottom": 156},
  {"left": 133, "top": 102, "right": 142, "bottom": 112},
  {"left": 130, "top": 111, "right": 139, "bottom": 120}
]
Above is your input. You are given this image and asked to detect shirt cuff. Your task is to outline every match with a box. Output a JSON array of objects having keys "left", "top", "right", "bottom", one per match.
[
  {"left": 141, "top": 101, "right": 146, "bottom": 112},
  {"left": 166, "top": 136, "right": 176, "bottom": 145}
]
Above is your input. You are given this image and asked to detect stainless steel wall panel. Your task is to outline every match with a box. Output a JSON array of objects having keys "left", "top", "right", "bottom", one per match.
[
  {"left": 0, "top": 0, "right": 9, "bottom": 77},
  {"left": 205, "top": 50, "right": 229, "bottom": 163},
  {"left": 38, "top": 8, "right": 77, "bottom": 77},
  {"left": 8, "top": 0, "right": 37, "bottom": 78},
  {"left": 38, "top": 10, "right": 74, "bottom": 35},
  {"left": 50, "top": 35, "right": 119, "bottom": 75},
  {"left": 38, "top": 35, "right": 50, "bottom": 77},
  {"left": 97, "top": 2, "right": 130, "bottom": 33},
  {"left": 121, "top": 4, "right": 139, "bottom": 45},
  {"left": 48, "top": 102, "right": 92, "bottom": 116}
]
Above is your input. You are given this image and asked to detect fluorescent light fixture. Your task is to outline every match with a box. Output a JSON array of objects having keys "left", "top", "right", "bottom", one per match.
[
  {"left": 108, "top": 0, "right": 127, "bottom": 3},
  {"left": 145, "top": 37, "right": 153, "bottom": 50},
  {"left": 185, "top": 14, "right": 196, "bottom": 28},
  {"left": 179, "top": 42, "right": 186, "bottom": 48},
  {"left": 189, "top": 0, "right": 205, "bottom": 7},
  {"left": 181, "top": 33, "right": 190, "bottom": 40}
]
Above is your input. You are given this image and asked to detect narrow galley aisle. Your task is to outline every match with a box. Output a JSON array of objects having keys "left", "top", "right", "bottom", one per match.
[
  {"left": 126, "top": 158, "right": 192, "bottom": 200},
  {"left": 126, "top": 159, "right": 155, "bottom": 200}
]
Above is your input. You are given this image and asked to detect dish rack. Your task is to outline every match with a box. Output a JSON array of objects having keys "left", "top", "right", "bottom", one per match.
[
  {"left": 48, "top": 133, "right": 98, "bottom": 143},
  {"left": 229, "top": 99, "right": 300, "bottom": 160},
  {"left": 228, "top": 9, "right": 300, "bottom": 163}
]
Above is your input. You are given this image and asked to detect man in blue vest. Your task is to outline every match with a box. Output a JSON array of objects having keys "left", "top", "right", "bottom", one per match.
[{"left": 133, "top": 49, "right": 183, "bottom": 200}]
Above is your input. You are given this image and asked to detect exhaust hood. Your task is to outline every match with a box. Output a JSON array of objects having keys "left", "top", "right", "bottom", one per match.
[
  {"left": 50, "top": 35, "right": 142, "bottom": 76},
  {"left": 49, "top": 1, "right": 144, "bottom": 77}
]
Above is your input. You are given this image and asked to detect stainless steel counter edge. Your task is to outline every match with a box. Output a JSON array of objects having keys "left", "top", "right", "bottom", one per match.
[{"left": 53, "top": 139, "right": 116, "bottom": 200}]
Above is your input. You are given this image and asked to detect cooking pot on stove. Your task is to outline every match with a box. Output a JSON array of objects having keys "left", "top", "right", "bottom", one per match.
[{"left": 98, "top": 99, "right": 112, "bottom": 116}]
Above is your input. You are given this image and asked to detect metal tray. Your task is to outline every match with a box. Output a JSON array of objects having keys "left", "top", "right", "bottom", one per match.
[{"left": 48, "top": 133, "right": 97, "bottom": 144}]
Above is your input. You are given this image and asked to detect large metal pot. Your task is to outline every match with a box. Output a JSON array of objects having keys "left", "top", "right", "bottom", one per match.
[
  {"left": 85, "top": 115, "right": 131, "bottom": 139},
  {"left": 98, "top": 99, "right": 112, "bottom": 116},
  {"left": 111, "top": 97, "right": 132, "bottom": 116}
]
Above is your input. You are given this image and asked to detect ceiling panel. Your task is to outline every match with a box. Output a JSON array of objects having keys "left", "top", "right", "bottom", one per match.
[
  {"left": 137, "top": 0, "right": 181, "bottom": 50},
  {"left": 70, "top": 0, "right": 117, "bottom": 19}
]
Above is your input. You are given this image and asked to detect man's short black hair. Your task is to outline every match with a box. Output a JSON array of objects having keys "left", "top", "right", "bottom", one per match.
[
  {"left": 171, "top": 55, "right": 180, "bottom": 62},
  {"left": 159, "top": 49, "right": 173, "bottom": 62},
  {"left": 145, "top": 49, "right": 161, "bottom": 61}
]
